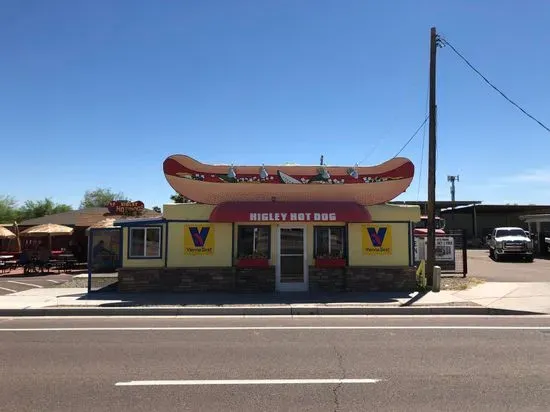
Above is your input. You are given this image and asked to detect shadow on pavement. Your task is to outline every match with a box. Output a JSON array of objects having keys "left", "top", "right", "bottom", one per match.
[
  {"left": 79, "top": 289, "right": 414, "bottom": 307},
  {"left": 400, "top": 291, "right": 427, "bottom": 306}
]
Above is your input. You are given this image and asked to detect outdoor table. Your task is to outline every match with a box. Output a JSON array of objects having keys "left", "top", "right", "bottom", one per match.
[
  {"left": 57, "top": 254, "right": 74, "bottom": 259},
  {"left": 52, "top": 254, "right": 78, "bottom": 273},
  {"left": 0, "top": 255, "right": 15, "bottom": 274}
]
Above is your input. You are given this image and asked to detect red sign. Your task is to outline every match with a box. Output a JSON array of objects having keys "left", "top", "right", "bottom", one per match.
[
  {"left": 107, "top": 200, "right": 145, "bottom": 215},
  {"left": 249, "top": 212, "right": 337, "bottom": 222},
  {"left": 209, "top": 201, "right": 371, "bottom": 223}
]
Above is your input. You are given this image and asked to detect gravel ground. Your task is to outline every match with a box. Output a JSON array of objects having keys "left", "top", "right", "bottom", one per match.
[
  {"left": 47, "top": 277, "right": 118, "bottom": 291},
  {"left": 441, "top": 276, "right": 485, "bottom": 290}
]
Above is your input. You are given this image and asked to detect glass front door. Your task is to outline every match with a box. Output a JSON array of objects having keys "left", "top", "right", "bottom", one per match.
[{"left": 277, "top": 227, "right": 308, "bottom": 291}]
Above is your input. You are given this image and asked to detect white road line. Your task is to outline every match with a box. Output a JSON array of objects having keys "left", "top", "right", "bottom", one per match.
[
  {"left": 7, "top": 281, "right": 43, "bottom": 288},
  {"left": 115, "top": 378, "right": 382, "bottom": 386},
  {"left": 0, "top": 286, "right": 17, "bottom": 293},
  {"left": 46, "top": 280, "right": 60, "bottom": 284},
  {"left": 2, "top": 315, "right": 549, "bottom": 320},
  {"left": 1, "top": 326, "right": 549, "bottom": 332}
]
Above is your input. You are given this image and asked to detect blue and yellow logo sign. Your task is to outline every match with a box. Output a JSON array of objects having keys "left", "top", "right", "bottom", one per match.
[
  {"left": 362, "top": 224, "right": 392, "bottom": 255},
  {"left": 184, "top": 225, "right": 215, "bottom": 255}
]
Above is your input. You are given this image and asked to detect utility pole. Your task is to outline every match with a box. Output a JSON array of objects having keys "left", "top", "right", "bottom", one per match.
[{"left": 426, "top": 27, "right": 439, "bottom": 286}]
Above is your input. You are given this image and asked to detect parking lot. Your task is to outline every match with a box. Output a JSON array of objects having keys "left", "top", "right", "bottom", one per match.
[
  {"left": 467, "top": 249, "right": 550, "bottom": 282},
  {"left": 0, "top": 273, "right": 74, "bottom": 295}
]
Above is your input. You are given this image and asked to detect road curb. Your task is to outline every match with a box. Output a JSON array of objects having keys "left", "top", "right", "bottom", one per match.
[{"left": 0, "top": 306, "right": 542, "bottom": 317}]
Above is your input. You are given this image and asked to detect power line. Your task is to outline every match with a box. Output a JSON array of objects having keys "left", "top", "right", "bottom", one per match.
[
  {"left": 440, "top": 37, "right": 550, "bottom": 134},
  {"left": 356, "top": 124, "right": 392, "bottom": 165},
  {"left": 392, "top": 115, "right": 429, "bottom": 158}
]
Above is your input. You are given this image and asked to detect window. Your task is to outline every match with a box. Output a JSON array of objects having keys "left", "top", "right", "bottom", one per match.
[
  {"left": 314, "top": 226, "right": 345, "bottom": 258},
  {"left": 237, "top": 226, "right": 270, "bottom": 258},
  {"left": 495, "top": 229, "right": 528, "bottom": 238},
  {"left": 129, "top": 227, "right": 161, "bottom": 258}
]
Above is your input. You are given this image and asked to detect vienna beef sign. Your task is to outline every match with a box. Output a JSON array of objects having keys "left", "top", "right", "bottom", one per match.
[{"left": 249, "top": 212, "right": 337, "bottom": 222}]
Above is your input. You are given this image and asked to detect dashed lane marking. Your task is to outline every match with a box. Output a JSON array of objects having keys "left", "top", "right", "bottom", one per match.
[
  {"left": 1, "top": 326, "right": 550, "bottom": 332},
  {"left": 115, "top": 378, "right": 383, "bottom": 386}
]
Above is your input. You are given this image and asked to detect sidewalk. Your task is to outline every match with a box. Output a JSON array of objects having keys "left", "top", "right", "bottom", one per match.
[
  {"left": 450, "top": 282, "right": 550, "bottom": 315},
  {"left": 0, "top": 282, "right": 548, "bottom": 316}
]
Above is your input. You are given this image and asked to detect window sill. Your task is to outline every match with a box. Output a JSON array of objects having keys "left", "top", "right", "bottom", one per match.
[
  {"left": 128, "top": 256, "right": 163, "bottom": 260},
  {"left": 315, "top": 258, "right": 346, "bottom": 268}
]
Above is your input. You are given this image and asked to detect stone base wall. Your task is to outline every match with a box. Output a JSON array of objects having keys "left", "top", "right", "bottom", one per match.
[
  {"left": 235, "top": 268, "right": 276, "bottom": 292},
  {"left": 118, "top": 267, "right": 275, "bottom": 293},
  {"left": 308, "top": 267, "right": 346, "bottom": 292},
  {"left": 118, "top": 265, "right": 415, "bottom": 293},
  {"left": 308, "top": 266, "right": 415, "bottom": 292},
  {"left": 344, "top": 266, "right": 416, "bottom": 292}
]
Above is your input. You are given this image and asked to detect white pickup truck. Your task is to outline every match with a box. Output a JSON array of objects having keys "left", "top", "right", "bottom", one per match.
[{"left": 487, "top": 227, "right": 534, "bottom": 262}]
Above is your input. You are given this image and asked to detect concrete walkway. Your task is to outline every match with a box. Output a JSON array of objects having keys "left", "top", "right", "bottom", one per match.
[
  {"left": 451, "top": 282, "right": 550, "bottom": 314},
  {"left": 0, "top": 282, "right": 548, "bottom": 315}
]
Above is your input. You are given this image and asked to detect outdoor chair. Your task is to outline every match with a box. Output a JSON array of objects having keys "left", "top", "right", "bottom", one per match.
[
  {"left": 4, "top": 260, "right": 18, "bottom": 273},
  {"left": 19, "top": 253, "right": 38, "bottom": 275},
  {"left": 36, "top": 260, "right": 53, "bottom": 273}
]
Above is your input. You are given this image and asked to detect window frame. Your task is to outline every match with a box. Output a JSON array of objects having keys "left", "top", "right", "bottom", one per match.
[
  {"left": 237, "top": 225, "right": 271, "bottom": 258},
  {"left": 128, "top": 226, "right": 163, "bottom": 259},
  {"left": 313, "top": 226, "right": 346, "bottom": 258}
]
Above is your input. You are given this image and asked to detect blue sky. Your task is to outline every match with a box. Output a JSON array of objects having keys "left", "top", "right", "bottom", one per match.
[{"left": 1, "top": 0, "right": 549, "bottom": 209}]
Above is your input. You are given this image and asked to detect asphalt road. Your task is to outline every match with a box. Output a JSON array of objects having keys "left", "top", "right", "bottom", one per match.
[
  {"left": 1, "top": 316, "right": 549, "bottom": 411},
  {"left": 467, "top": 249, "right": 550, "bottom": 282},
  {"left": 0, "top": 272, "right": 74, "bottom": 295}
]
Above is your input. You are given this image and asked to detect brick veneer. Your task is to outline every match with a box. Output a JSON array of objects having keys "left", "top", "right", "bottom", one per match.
[
  {"left": 344, "top": 266, "right": 416, "bottom": 292},
  {"left": 118, "top": 267, "right": 275, "bottom": 293},
  {"left": 308, "top": 267, "right": 346, "bottom": 292},
  {"left": 118, "top": 265, "right": 415, "bottom": 293},
  {"left": 309, "top": 266, "right": 416, "bottom": 292}
]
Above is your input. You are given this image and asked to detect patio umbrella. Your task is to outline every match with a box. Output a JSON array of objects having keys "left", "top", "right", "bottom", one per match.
[
  {"left": 85, "top": 215, "right": 147, "bottom": 234},
  {"left": 0, "top": 227, "right": 16, "bottom": 238},
  {"left": 20, "top": 223, "right": 74, "bottom": 250},
  {"left": 0, "top": 226, "right": 16, "bottom": 253},
  {"left": 85, "top": 218, "right": 118, "bottom": 234}
]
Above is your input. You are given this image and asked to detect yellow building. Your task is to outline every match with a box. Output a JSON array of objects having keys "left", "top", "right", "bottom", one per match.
[{"left": 116, "top": 201, "right": 421, "bottom": 292}]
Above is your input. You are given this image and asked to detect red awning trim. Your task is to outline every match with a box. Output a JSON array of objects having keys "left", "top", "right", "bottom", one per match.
[{"left": 209, "top": 201, "right": 371, "bottom": 223}]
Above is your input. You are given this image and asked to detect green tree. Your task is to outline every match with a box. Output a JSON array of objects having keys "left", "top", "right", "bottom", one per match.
[
  {"left": 170, "top": 193, "right": 194, "bottom": 203},
  {"left": 0, "top": 195, "right": 18, "bottom": 223},
  {"left": 152, "top": 206, "right": 162, "bottom": 213},
  {"left": 80, "top": 188, "right": 125, "bottom": 208},
  {"left": 17, "top": 198, "right": 73, "bottom": 221}
]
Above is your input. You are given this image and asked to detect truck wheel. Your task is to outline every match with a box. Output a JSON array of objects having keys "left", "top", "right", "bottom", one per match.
[
  {"left": 494, "top": 252, "right": 499, "bottom": 262},
  {"left": 526, "top": 256, "right": 534, "bottom": 263}
]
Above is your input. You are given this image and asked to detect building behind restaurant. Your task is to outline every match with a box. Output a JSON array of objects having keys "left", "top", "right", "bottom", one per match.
[{"left": 14, "top": 205, "right": 160, "bottom": 262}]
